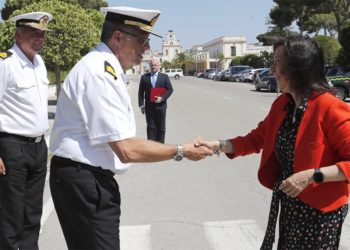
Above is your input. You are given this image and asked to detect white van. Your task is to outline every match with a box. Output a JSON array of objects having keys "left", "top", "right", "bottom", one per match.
[{"left": 165, "top": 68, "right": 183, "bottom": 79}]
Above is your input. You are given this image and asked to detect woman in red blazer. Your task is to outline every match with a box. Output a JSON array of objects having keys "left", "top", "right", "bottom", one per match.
[{"left": 198, "top": 37, "right": 350, "bottom": 249}]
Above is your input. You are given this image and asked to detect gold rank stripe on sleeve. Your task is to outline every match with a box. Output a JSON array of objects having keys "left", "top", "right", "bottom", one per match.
[
  {"left": 0, "top": 50, "right": 12, "bottom": 60},
  {"left": 104, "top": 61, "right": 117, "bottom": 80}
]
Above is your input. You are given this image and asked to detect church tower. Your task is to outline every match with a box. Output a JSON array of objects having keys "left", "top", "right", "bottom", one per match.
[{"left": 162, "top": 30, "right": 183, "bottom": 63}]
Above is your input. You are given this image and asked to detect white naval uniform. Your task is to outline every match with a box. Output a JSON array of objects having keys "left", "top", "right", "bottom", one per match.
[
  {"left": 49, "top": 42, "right": 136, "bottom": 174},
  {"left": 0, "top": 44, "right": 49, "bottom": 137}
]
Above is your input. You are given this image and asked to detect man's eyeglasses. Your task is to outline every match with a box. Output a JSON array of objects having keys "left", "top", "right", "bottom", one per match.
[{"left": 120, "top": 29, "right": 150, "bottom": 47}]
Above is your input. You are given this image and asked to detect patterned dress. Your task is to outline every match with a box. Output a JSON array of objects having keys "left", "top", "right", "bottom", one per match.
[{"left": 260, "top": 92, "right": 348, "bottom": 250}]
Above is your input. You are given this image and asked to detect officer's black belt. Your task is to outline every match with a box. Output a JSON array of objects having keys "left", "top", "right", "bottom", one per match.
[
  {"left": 51, "top": 155, "right": 115, "bottom": 177},
  {"left": 0, "top": 132, "right": 44, "bottom": 143}
]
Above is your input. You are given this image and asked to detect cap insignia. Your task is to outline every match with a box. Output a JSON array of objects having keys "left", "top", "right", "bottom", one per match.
[
  {"left": 150, "top": 14, "right": 159, "bottom": 26},
  {"left": 39, "top": 15, "right": 49, "bottom": 29}
]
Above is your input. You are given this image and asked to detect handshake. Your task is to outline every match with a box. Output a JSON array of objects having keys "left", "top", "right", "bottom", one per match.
[{"left": 177, "top": 138, "right": 232, "bottom": 161}]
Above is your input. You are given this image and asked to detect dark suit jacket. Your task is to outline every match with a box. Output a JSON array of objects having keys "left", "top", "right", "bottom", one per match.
[
  {"left": 138, "top": 72, "right": 173, "bottom": 108},
  {"left": 227, "top": 92, "right": 350, "bottom": 212}
]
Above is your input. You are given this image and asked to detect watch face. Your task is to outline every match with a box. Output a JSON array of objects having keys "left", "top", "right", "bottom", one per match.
[
  {"left": 313, "top": 169, "right": 324, "bottom": 183},
  {"left": 174, "top": 154, "right": 183, "bottom": 161}
]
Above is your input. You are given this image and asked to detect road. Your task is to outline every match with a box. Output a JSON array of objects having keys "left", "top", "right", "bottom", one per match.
[{"left": 39, "top": 76, "right": 350, "bottom": 250}]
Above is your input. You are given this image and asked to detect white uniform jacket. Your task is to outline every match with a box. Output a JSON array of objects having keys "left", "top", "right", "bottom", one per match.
[
  {"left": 49, "top": 42, "right": 136, "bottom": 174},
  {"left": 0, "top": 44, "right": 49, "bottom": 137}
]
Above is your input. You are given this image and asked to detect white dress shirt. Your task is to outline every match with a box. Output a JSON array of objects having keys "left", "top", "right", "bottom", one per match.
[
  {"left": 0, "top": 44, "right": 49, "bottom": 137},
  {"left": 49, "top": 42, "right": 136, "bottom": 174},
  {"left": 151, "top": 72, "right": 158, "bottom": 87}
]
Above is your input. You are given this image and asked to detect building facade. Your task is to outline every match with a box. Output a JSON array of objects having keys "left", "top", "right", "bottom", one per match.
[
  {"left": 133, "top": 32, "right": 272, "bottom": 75},
  {"left": 162, "top": 30, "right": 183, "bottom": 63},
  {"left": 200, "top": 36, "right": 247, "bottom": 69}
]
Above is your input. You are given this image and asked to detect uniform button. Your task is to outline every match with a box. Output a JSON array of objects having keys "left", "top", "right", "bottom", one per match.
[{"left": 55, "top": 178, "right": 60, "bottom": 183}]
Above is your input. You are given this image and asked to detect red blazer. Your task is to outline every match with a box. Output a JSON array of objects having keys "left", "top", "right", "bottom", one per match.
[{"left": 227, "top": 92, "right": 350, "bottom": 212}]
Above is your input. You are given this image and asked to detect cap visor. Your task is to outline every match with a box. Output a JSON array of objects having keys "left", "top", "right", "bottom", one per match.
[{"left": 150, "top": 31, "right": 162, "bottom": 38}]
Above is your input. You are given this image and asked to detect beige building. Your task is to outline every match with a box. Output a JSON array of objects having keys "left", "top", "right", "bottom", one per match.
[
  {"left": 186, "top": 36, "right": 273, "bottom": 73},
  {"left": 162, "top": 30, "right": 183, "bottom": 63},
  {"left": 200, "top": 36, "right": 247, "bottom": 69},
  {"left": 127, "top": 49, "right": 162, "bottom": 75},
  {"left": 132, "top": 32, "right": 272, "bottom": 75},
  {"left": 131, "top": 30, "right": 183, "bottom": 75}
]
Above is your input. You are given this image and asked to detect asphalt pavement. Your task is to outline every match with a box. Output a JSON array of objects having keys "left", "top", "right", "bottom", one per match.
[{"left": 39, "top": 76, "right": 350, "bottom": 250}]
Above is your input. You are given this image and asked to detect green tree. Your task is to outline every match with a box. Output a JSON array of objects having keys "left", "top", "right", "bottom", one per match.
[
  {"left": 314, "top": 35, "right": 341, "bottom": 65},
  {"left": 1, "top": 0, "right": 107, "bottom": 20},
  {"left": 269, "top": 6, "right": 294, "bottom": 32},
  {"left": 336, "top": 26, "right": 350, "bottom": 66},
  {"left": 321, "top": 0, "right": 350, "bottom": 34},
  {"left": 173, "top": 52, "right": 192, "bottom": 72},
  {"left": 241, "top": 54, "right": 264, "bottom": 68},
  {"left": 161, "top": 60, "right": 172, "bottom": 70},
  {"left": 215, "top": 53, "right": 225, "bottom": 69},
  {"left": 230, "top": 56, "right": 243, "bottom": 66},
  {"left": 0, "top": 0, "right": 103, "bottom": 91},
  {"left": 304, "top": 13, "right": 337, "bottom": 37},
  {"left": 259, "top": 51, "right": 274, "bottom": 67}
]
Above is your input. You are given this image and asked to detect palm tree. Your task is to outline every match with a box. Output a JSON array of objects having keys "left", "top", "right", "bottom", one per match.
[
  {"left": 173, "top": 52, "right": 192, "bottom": 73},
  {"left": 216, "top": 53, "right": 225, "bottom": 69}
]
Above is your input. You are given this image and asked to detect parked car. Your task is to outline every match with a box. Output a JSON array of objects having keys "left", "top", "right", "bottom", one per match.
[
  {"left": 213, "top": 69, "right": 229, "bottom": 81},
  {"left": 325, "top": 65, "right": 350, "bottom": 77},
  {"left": 251, "top": 68, "right": 269, "bottom": 83},
  {"left": 255, "top": 69, "right": 277, "bottom": 92},
  {"left": 226, "top": 65, "right": 253, "bottom": 81},
  {"left": 203, "top": 68, "right": 218, "bottom": 79},
  {"left": 208, "top": 69, "right": 220, "bottom": 79},
  {"left": 165, "top": 68, "right": 184, "bottom": 79},
  {"left": 327, "top": 70, "right": 350, "bottom": 101},
  {"left": 196, "top": 71, "right": 204, "bottom": 78},
  {"left": 233, "top": 68, "right": 254, "bottom": 82}
]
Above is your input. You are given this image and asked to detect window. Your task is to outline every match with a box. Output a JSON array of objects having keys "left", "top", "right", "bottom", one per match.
[
  {"left": 175, "top": 49, "right": 178, "bottom": 54},
  {"left": 231, "top": 46, "right": 236, "bottom": 56},
  {"left": 165, "top": 50, "right": 168, "bottom": 55}
]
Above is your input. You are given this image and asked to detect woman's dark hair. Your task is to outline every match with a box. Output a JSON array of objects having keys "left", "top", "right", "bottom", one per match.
[{"left": 273, "top": 36, "right": 331, "bottom": 94}]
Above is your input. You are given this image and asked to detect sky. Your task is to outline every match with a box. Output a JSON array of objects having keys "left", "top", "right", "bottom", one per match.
[{"left": 0, "top": 0, "right": 277, "bottom": 51}]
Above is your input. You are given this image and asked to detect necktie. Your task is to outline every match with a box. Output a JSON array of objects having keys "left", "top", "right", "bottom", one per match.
[{"left": 151, "top": 73, "right": 156, "bottom": 87}]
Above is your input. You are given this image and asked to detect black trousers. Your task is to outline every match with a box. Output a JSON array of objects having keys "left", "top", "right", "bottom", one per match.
[
  {"left": 50, "top": 156, "right": 120, "bottom": 250},
  {"left": 145, "top": 104, "right": 167, "bottom": 143},
  {"left": 0, "top": 136, "right": 47, "bottom": 250}
]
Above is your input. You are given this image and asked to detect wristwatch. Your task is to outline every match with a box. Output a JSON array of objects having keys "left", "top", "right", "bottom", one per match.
[
  {"left": 313, "top": 168, "right": 324, "bottom": 183},
  {"left": 173, "top": 145, "right": 184, "bottom": 161}
]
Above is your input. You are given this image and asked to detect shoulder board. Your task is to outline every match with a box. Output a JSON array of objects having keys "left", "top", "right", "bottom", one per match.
[
  {"left": 104, "top": 61, "right": 117, "bottom": 80},
  {"left": 0, "top": 50, "right": 12, "bottom": 60}
]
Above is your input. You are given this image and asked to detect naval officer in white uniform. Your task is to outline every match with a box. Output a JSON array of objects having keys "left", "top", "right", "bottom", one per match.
[
  {"left": 49, "top": 6, "right": 212, "bottom": 250},
  {"left": 0, "top": 12, "right": 52, "bottom": 250}
]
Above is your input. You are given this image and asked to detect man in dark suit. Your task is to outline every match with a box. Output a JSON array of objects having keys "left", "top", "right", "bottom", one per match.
[{"left": 138, "top": 58, "right": 173, "bottom": 143}]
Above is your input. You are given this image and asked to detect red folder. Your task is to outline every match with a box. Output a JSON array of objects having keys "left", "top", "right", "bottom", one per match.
[{"left": 150, "top": 87, "right": 167, "bottom": 102}]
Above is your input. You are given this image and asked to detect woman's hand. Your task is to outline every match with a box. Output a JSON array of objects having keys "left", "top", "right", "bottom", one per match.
[
  {"left": 194, "top": 139, "right": 220, "bottom": 153},
  {"left": 0, "top": 157, "right": 6, "bottom": 175},
  {"left": 183, "top": 138, "right": 214, "bottom": 161},
  {"left": 279, "top": 169, "right": 314, "bottom": 197}
]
